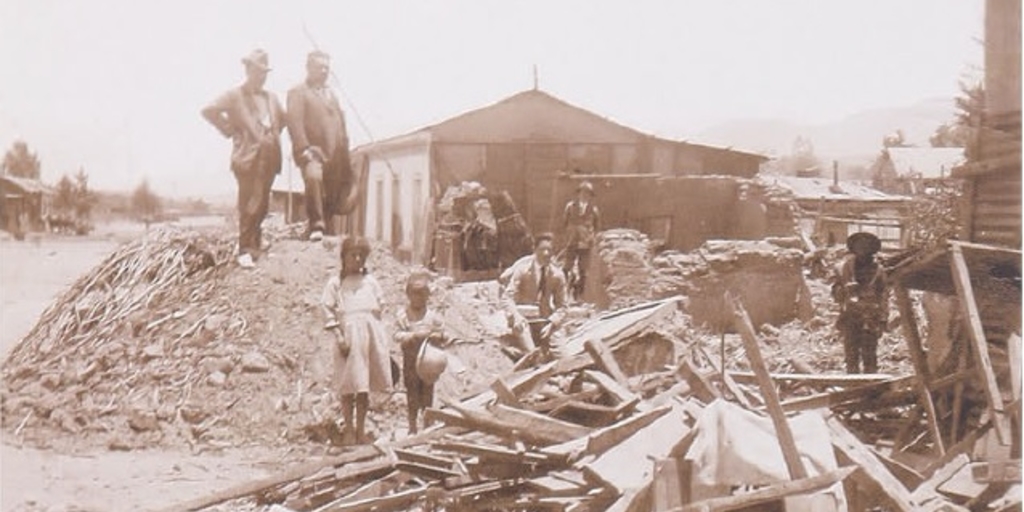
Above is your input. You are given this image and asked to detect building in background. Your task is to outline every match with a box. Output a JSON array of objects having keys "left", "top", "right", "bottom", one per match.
[
  {"left": 352, "top": 88, "right": 767, "bottom": 263},
  {"left": 872, "top": 147, "right": 965, "bottom": 195}
]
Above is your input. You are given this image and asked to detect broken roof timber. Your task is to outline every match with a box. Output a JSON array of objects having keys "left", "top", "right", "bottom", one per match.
[{"left": 889, "top": 241, "right": 1021, "bottom": 297}]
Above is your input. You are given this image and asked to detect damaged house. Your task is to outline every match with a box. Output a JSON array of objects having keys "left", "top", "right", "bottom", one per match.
[{"left": 350, "top": 88, "right": 768, "bottom": 266}]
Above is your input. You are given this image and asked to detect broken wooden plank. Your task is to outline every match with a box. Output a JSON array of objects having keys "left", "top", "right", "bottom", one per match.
[
  {"left": 728, "top": 371, "right": 896, "bottom": 387},
  {"left": 542, "top": 404, "right": 673, "bottom": 460},
  {"left": 562, "top": 296, "right": 682, "bottom": 356},
  {"left": 583, "top": 405, "right": 689, "bottom": 494},
  {"left": 779, "top": 375, "right": 915, "bottom": 412},
  {"left": 729, "top": 294, "right": 807, "bottom": 480},
  {"left": 550, "top": 399, "right": 622, "bottom": 427},
  {"left": 432, "top": 440, "right": 556, "bottom": 465},
  {"left": 309, "top": 472, "right": 402, "bottom": 512},
  {"left": 894, "top": 285, "right": 946, "bottom": 456},
  {"left": 911, "top": 453, "right": 970, "bottom": 504},
  {"left": 491, "top": 378, "right": 522, "bottom": 406},
  {"left": 425, "top": 404, "right": 575, "bottom": 447},
  {"left": 674, "top": 466, "right": 855, "bottom": 512},
  {"left": 678, "top": 358, "right": 721, "bottom": 403},
  {"left": 651, "top": 458, "right": 687, "bottom": 512},
  {"left": 393, "top": 448, "right": 456, "bottom": 470},
  {"left": 395, "top": 461, "right": 462, "bottom": 480},
  {"left": 487, "top": 403, "right": 592, "bottom": 443},
  {"left": 950, "top": 243, "right": 1009, "bottom": 445},
  {"left": 159, "top": 426, "right": 460, "bottom": 512},
  {"left": 874, "top": 449, "right": 925, "bottom": 490},
  {"left": 584, "top": 369, "right": 637, "bottom": 405},
  {"left": 320, "top": 485, "right": 427, "bottom": 512},
  {"left": 585, "top": 339, "right": 631, "bottom": 389},
  {"left": 827, "top": 415, "right": 917, "bottom": 512},
  {"left": 522, "top": 388, "right": 604, "bottom": 414},
  {"left": 970, "top": 460, "right": 1022, "bottom": 483}
]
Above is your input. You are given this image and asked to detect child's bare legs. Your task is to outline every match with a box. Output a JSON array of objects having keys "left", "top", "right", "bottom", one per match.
[
  {"left": 407, "top": 398, "right": 420, "bottom": 435},
  {"left": 355, "top": 392, "right": 369, "bottom": 443},
  {"left": 341, "top": 394, "right": 355, "bottom": 444}
]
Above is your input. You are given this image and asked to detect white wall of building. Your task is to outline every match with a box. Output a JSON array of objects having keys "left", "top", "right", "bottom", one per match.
[{"left": 363, "top": 138, "right": 432, "bottom": 260}]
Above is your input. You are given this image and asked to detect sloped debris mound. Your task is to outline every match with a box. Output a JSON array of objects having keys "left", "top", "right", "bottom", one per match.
[{"left": 0, "top": 228, "right": 512, "bottom": 452}]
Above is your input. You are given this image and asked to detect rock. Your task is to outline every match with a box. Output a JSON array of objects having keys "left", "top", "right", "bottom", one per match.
[
  {"left": 141, "top": 344, "right": 164, "bottom": 360},
  {"left": 179, "top": 405, "right": 209, "bottom": 424},
  {"left": 108, "top": 437, "right": 133, "bottom": 451},
  {"left": 200, "top": 356, "right": 234, "bottom": 375},
  {"left": 241, "top": 351, "right": 271, "bottom": 373},
  {"left": 208, "top": 371, "right": 227, "bottom": 387},
  {"left": 128, "top": 409, "right": 159, "bottom": 432},
  {"left": 40, "top": 373, "right": 62, "bottom": 391},
  {"left": 204, "top": 314, "right": 229, "bottom": 331}
]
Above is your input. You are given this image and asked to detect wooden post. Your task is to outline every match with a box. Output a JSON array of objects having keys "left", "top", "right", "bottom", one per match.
[
  {"left": 949, "top": 243, "right": 1009, "bottom": 445},
  {"left": 728, "top": 293, "right": 808, "bottom": 480},
  {"left": 894, "top": 285, "right": 946, "bottom": 455},
  {"left": 951, "top": 336, "right": 968, "bottom": 444}
]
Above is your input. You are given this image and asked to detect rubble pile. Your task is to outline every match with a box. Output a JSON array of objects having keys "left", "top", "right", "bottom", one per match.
[
  {"left": 653, "top": 239, "right": 811, "bottom": 330},
  {"left": 177, "top": 297, "right": 1017, "bottom": 512},
  {"left": 0, "top": 228, "right": 514, "bottom": 451},
  {"left": 581, "top": 229, "right": 655, "bottom": 310}
]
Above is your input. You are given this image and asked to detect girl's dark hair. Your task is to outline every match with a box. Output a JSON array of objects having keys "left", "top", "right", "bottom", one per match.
[{"left": 341, "top": 236, "right": 372, "bottom": 275}]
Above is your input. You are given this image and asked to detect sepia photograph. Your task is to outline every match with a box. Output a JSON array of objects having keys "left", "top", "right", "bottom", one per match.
[{"left": 0, "top": 1, "right": 1020, "bottom": 511}]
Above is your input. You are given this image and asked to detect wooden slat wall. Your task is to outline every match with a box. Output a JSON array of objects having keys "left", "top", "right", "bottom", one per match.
[{"left": 970, "top": 167, "right": 1022, "bottom": 249}]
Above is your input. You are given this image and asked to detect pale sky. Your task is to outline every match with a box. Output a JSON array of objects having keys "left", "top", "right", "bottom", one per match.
[{"left": 0, "top": 1, "right": 984, "bottom": 199}]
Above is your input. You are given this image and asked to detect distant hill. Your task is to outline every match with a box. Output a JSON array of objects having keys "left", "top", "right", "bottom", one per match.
[{"left": 698, "top": 97, "right": 958, "bottom": 166}]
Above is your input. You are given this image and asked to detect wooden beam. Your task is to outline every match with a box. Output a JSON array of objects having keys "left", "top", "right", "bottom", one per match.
[
  {"left": 491, "top": 378, "right": 522, "bottom": 407},
  {"left": 728, "top": 371, "right": 895, "bottom": 386},
  {"left": 729, "top": 294, "right": 808, "bottom": 480},
  {"left": 894, "top": 285, "right": 946, "bottom": 455},
  {"left": 911, "top": 453, "right": 970, "bottom": 504},
  {"left": 678, "top": 358, "right": 721, "bottom": 403},
  {"left": 950, "top": 243, "right": 1009, "bottom": 445},
  {"left": 583, "top": 370, "right": 638, "bottom": 405},
  {"left": 779, "top": 376, "right": 916, "bottom": 412},
  {"left": 673, "top": 466, "right": 856, "bottom": 512},
  {"left": 827, "top": 416, "right": 917, "bottom": 512},
  {"left": 433, "top": 440, "right": 556, "bottom": 465},
  {"left": 585, "top": 339, "right": 631, "bottom": 389},
  {"left": 1009, "top": 333, "right": 1021, "bottom": 402},
  {"left": 487, "top": 403, "right": 592, "bottom": 442},
  {"left": 158, "top": 426, "right": 458, "bottom": 512},
  {"left": 320, "top": 485, "right": 427, "bottom": 512}
]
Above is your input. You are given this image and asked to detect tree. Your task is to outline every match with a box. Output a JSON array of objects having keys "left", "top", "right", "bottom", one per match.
[
  {"left": 73, "top": 168, "right": 95, "bottom": 220},
  {"left": 2, "top": 141, "right": 41, "bottom": 179},
  {"left": 781, "top": 135, "right": 822, "bottom": 175},
  {"left": 929, "top": 81, "right": 984, "bottom": 151},
  {"left": 882, "top": 129, "right": 910, "bottom": 148},
  {"left": 131, "top": 179, "right": 161, "bottom": 224},
  {"left": 53, "top": 175, "right": 76, "bottom": 214}
]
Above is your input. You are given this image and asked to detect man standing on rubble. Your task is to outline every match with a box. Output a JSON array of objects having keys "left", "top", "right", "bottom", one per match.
[
  {"left": 201, "top": 49, "right": 285, "bottom": 269},
  {"left": 562, "top": 180, "right": 600, "bottom": 300},
  {"left": 502, "top": 232, "right": 568, "bottom": 356},
  {"left": 286, "top": 51, "right": 356, "bottom": 242},
  {"left": 832, "top": 232, "right": 888, "bottom": 374}
]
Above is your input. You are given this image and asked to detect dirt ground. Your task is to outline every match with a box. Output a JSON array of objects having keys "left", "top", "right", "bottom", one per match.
[{"left": 0, "top": 227, "right": 291, "bottom": 512}]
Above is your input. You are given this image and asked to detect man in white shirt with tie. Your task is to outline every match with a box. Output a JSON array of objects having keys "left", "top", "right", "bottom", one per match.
[{"left": 502, "top": 232, "right": 568, "bottom": 354}]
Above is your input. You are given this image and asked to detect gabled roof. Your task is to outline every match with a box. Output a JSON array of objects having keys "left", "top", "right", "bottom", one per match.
[
  {"left": 357, "top": 89, "right": 767, "bottom": 161},
  {"left": 768, "top": 176, "right": 910, "bottom": 202},
  {"left": 885, "top": 147, "right": 965, "bottom": 179},
  {"left": 419, "top": 89, "right": 646, "bottom": 144},
  {"left": 0, "top": 175, "right": 51, "bottom": 195}
]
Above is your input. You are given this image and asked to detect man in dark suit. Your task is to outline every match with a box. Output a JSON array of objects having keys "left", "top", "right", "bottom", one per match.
[
  {"left": 201, "top": 49, "right": 285, "bottom": 268},
  {"left": 502, "top": 233, "right": 568, "bottom": 353},
  {"left": 286, "top": 51, "right": 355, "bottom": 241}
]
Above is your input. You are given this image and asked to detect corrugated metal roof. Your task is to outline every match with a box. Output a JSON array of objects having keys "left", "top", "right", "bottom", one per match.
[
  {"left": 885, "top": 147, "right": 966, "bottom": 179},
  {"left": 768, "top": 175, "right": 910, "bottom": 202}
]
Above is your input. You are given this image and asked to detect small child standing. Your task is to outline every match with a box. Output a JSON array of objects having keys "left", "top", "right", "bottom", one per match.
[
  {"left": 394, "top": 272, "right": 445, "bottom": 434},
  {"left": 321, "top": 236, "right": 392, "bottom": 444}
]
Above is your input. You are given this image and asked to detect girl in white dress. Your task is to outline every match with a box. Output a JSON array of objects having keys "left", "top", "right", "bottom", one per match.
[{"left": 321, "top": 236, "right": 392, "bottom": 444}]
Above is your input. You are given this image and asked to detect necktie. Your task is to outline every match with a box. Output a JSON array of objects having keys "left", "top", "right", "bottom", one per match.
[{"left": 537, "top": 265, "right": 548, "bottom": 304}]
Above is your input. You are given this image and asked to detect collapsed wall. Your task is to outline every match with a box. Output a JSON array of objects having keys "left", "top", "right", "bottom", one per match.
[
  {"left": 654, "top": 239, "right": 812, "bottom": 330},
  {"left": 581, "top": 229, "right": 655, "bottom": 310}
]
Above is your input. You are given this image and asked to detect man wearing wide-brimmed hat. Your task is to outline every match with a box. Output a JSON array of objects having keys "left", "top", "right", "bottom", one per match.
[
  {"left": 201, "top": 49, "right": 285, "bottom": 269},
  {"left": 561, "top": 180, "right": 600, "bottom": 299},
  {"left": 831, "top": 232, "right": 888, "bottom": 374},
  {"left": 286, "top": 51, "right": 355, "bottom": 242}
]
